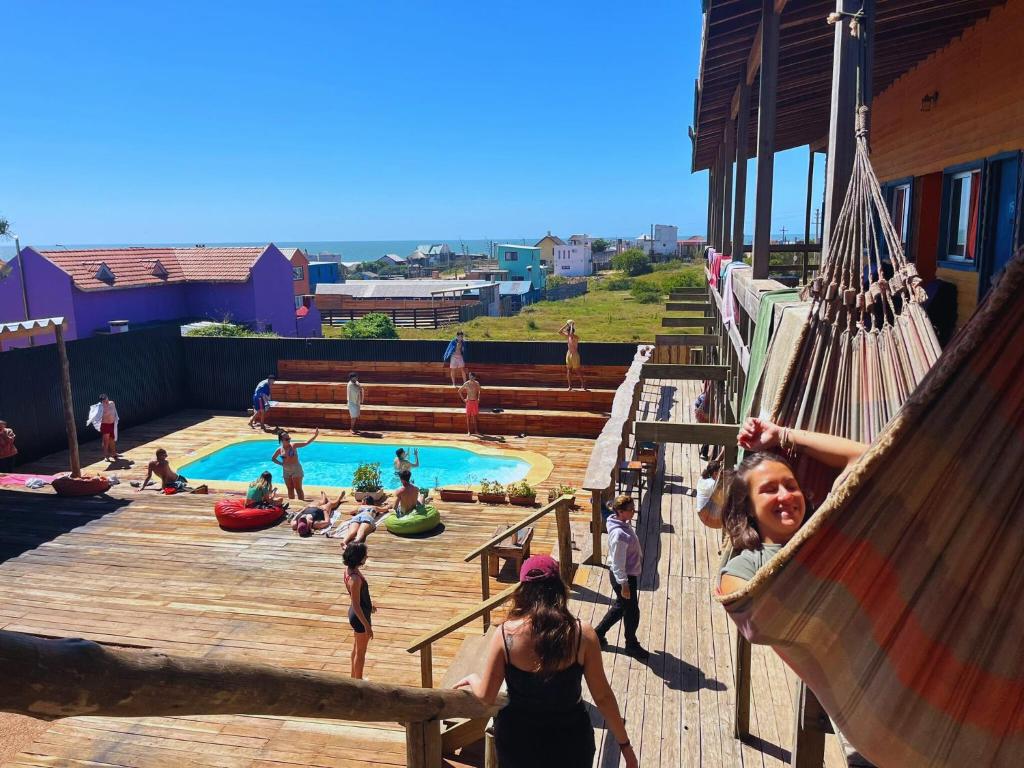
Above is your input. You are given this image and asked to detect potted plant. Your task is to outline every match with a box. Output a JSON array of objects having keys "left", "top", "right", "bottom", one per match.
[
  {"left": 352, "top": 462, "right": 385, "bottom": 503},
  {"left": 478, "top": 479, "right": 507, "bottom": 505},
  {"left": 439, "top": 485, "right": 476, "bottom": 503},
  {"left": 507, "top": 480, "right": 537, "bottom": 507},
  {"left": 547, "top": 484, "right": 578, "bottom": 508}
]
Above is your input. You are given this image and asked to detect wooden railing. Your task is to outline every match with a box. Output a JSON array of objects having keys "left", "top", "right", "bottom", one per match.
[{"left": 0, "top": 630, "right": 500, "bottom": 768}]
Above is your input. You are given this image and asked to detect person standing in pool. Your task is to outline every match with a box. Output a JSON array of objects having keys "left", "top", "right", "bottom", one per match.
[
  {"left": 272, "top": 428, "right": 319, "bottom": 501},
  {"left": 344, "top": 542, "right": 375, "bottom": 679},
  {"left": 249, "top": 376, "right": 275, "bottom": 430},
  {"left": 444, "top": 330, "right": 468, "bottom": 387},
  {"left": 559, "top": 321, "right": 587, "bottom": 391},
  {"left": 347, "top": 372, "right": 363, "bottom": 435},
  {"left": 458, "top": 373, "right": 482, "bottom": 436},
  {"left": 393, "top": 447, "right": 419, "bottom": 478}
]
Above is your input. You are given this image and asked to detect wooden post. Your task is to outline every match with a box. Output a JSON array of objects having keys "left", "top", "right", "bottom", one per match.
[
  {"left": 803, "top": 145, "right": 815, "bottom": 285},
  {"left": 732, "top": 77, "right": 750, "bottom": 262},
  {"left": 721, "top": 120, "right": 735, "bottom": 256},
  {"left": 589, "top": 489, "right": 603, "bottom": 565},
  {"left": 420, "top": 644, "right": 433, "bottom": 688},
  {"left": 791, "top": 681, "right": 830, "bottom": 768},
  {"left": 406, "top": 721, "right": 431, "bottom": 768},
  {"left": 484, "top": 726, "right": 498, "bottom": 768},
  {"left": 707, "top": 169, "right": 717, "bottom": 248},
  {"left": 751, "top": 0, "right": 779, "bottom": 279},
  {"left": 555, "top": 500, "right": 573, "bottom": 586},
  {"left": 54, "top": 324, "right": 81, "bottom": 478},
  {"left": 480, "top": 556, "right": 491, "bottom": 632},
  {"left": 734, "top": 633, "right": 752, "bottom": 738},
  {"left": 821, "top": 0, "right": 862, "bottom": 258}
]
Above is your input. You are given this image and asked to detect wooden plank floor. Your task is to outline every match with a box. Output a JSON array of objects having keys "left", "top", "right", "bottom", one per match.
[
  {"left": 570, "top": 378, "right": 847, "bottom": 768},
  {"left": 2, "top": 405, "right": 848, "bottom": 768}
]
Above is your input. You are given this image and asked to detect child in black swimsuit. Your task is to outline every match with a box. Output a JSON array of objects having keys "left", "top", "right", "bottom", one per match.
[{"left": 343, "top": 542, "right": 374, "bottom": 679}]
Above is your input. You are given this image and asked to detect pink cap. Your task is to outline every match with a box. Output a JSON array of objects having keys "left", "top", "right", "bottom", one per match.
[{"left": 519, "top": 555, "right": 560, "bottom": 583}]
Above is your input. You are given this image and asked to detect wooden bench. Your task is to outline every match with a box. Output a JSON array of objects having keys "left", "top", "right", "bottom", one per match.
[{"left": 487, "top": 524, "right": 534, "bottom": 578}]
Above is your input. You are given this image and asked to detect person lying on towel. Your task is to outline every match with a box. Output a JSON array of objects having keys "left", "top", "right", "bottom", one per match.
[
  {"left": 292, "top": 490, "right": 347, "bottom": 537},
  {"left": 718, "top": 418, "right": 866, "bottom": 594}
]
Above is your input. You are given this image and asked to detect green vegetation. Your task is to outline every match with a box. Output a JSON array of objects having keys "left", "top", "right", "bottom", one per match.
[
  {"left": 389, "top": 263, "right": 703, "bottom": 343},
  {"left": 506, "top": 480, "right": 536, "bottom": 499},
  {"left": 547, "top": 483, "right": 577, "bottom": 502},
  {"left": 630, "top": 281, "right": 663, "bottom": 304},
  {"left": 591, "top": 238, "right": 609, "bottom": 254},
  {"left": 352, "top": 463, "right": 383, "bottom": 493},
  {"left": 611, "top": 248, "right": 652, "bottom": 276},
  {"left": 546, "top": 274, "right": 568, "bottom": 288},
  {"left": 325, "top": 312, "right": 399, "bottom": 339},
  {"left": 479, "top": 479, "right": 506, "bottom": 495},
  {"left": 184, "top": 323, "right": 278, "bottom": 338}
]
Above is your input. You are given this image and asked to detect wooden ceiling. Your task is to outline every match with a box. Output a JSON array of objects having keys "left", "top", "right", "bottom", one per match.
[{"left": 692, "top": 0, "right": 1008, "bottom": 171}]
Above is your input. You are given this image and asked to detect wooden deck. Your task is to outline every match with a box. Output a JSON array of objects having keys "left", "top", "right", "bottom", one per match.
[{"left": 1, "top": 406, "right": 846, "bottom": 767}]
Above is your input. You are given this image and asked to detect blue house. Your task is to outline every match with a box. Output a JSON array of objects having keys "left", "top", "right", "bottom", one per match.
[
  {"left": 496, "top": 245, "right": 545, "bottom": 290},
  {"left": 307, "top": 261, "right": 341, "bottom": 293}
]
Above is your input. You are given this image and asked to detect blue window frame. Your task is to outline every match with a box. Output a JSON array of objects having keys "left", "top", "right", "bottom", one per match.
[{"left": 937, "top": 161, "right": 984, "bottom": 270}]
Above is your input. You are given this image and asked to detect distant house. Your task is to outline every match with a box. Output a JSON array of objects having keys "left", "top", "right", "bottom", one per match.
[
  {"left": 307, "top": 261, "right": 342, "bottom": 293},
  {"left": 0, "top": 244, "right": 316, "bottom": 341},
  {"left": 497, "top": 280, "right": 542, "bottom": 314},
  {"left": 496, "top": 244, "right": 545, "bottom": 290},
  {"left": 316, "top": 279, "right": 501, "bottom": 324},
  {"left": 534, "top": 233, "right": 565, "bottom": 266},
  {"left": 416, "top": 244, "right": 453, "bottom": 265},
  {"left": 568, "top": 234, "right": 594, "bottom": 250},
  {"left": 678, "top": 236, "right": 708, "bottom": 259},
  {"left": 376, "top": 253, "right": 406, "bottom": 267},
  {"left": 552, "top": 243, "right": 593, "bottom": 277},
  {"left": 280, "top": 247, "right": 310, "bottom": 301}
]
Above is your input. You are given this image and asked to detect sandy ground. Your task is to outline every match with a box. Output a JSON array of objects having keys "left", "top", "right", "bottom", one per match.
[{"left": 0, "top": 713, "right": 49, "bottom": 764}]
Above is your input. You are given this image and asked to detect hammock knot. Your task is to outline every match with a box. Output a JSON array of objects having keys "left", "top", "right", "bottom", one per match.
[{"left": 856, "top": 106, "right": 870, "bottom": 139}]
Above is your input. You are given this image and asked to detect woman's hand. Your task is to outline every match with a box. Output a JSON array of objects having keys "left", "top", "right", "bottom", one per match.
[
  {"left": 367, "top": 628, "right": 374, "bottom": 640},
  {"left": 737, "top": 417, "right": 782, "bottom": 452},
  {"left": 621, "top": 743, "right": 639, "bottom": 768},
  {"left": 453, "top": 673, "right": 481, "bottom": 690}
]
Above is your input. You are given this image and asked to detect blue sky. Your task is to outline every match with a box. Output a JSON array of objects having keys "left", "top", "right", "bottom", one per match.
[{"left": 1, "top": 0, "right": 821, "bottom": 245}]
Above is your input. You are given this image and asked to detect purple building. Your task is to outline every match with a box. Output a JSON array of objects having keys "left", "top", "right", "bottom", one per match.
[{"left": 0, "top": 244, "right": 321, "bottom": 343}]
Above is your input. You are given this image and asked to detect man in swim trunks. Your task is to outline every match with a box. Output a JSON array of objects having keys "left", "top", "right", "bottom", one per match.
[
  {"left": 393, "top": 469, "right": 421, "bottom": 516},
  {"left": 347, "top": 372, "right": 363, "bottom": 435},
  {"left": 559, "top": 320, "right": 587, "bottom": 391},
  {"left": 137, "top": 448, "right": 189, "bottom": 492},
  {"left": 249, "top": 376, "right": 275, "bottom": 430},
  {"left": 458, "top": 373, "right": 481, "bottom": 436},
  {"left": 292, "top": 490, "right": 347, "bottom": 536},
  {"left": 444, "top": 331, "right": 468, "bottom": 387}
]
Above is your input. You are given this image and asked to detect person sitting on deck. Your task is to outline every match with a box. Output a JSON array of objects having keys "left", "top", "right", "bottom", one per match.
[
  {"left": 718, "top": 418, "right": 866, "bottom": 594},
  {"left": 695, "top": 459, "right": 722, "bottom": 513},
  {"left": 455, "top": 554, "right": 638, "bottom": 768},
  {"left": 137, "top": 448, "right": 190, "bottom": 492},
  {"left": 246, "top": 471, "right": 284, "bottom": 510},
  {"left": 292, "top": 490, "right": 347, "bottom": 537},
  {"left": 393, "top": 469, "right": 422, "bottom": 516}
]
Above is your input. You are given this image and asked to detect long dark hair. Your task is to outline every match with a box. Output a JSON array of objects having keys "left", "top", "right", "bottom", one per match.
[
  {"left": 507, "top": 577, "right": 578, "bottom": 677},
  {"left": 722, "top": 452, "right": 799, "bottom": 553}
]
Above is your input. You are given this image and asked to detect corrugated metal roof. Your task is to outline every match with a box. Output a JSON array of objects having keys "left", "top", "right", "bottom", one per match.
[
  {"left": 0, "top": 316, "right": 66, "bottom": 339},
  {"left": 316, "top": 280, "right": 494, "bottom": 299},
  {"left": 497, "top": 281, "right": 535, "bottom": 296}
]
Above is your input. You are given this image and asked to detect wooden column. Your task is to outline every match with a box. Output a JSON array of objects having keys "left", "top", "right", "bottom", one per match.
[
  {"left": 555, "top": 500, "right": 573, "bottom": 586},
  {"left": 721, "top": 120, "right": 735, "bottom": 256},
  {"left": 732, "top": 79, "right": 751, "bottom": 263},
  {"left": 751, "top": 0, "right": 780, "bottom": 279},
  {"left": 54, "top": 323, "right": 81, "bottom": 478},
  {"left": 479, "top": 556, "right": 491, "bottom": 631},
  {"left": 791, "top": 681, "right": 831, "bottom": 768},
  {"left": 589, "top": 490, "right": 603, "bottom": 565},
  {"left": 803, "top": 146, "right": 816, "bottom": 285},
  {"left": 707, "top": 170, "right": 716, "bottom": 247}
]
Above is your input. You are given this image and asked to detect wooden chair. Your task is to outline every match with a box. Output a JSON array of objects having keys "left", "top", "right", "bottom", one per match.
[
  {"left": 487, "top": 524, "right": 534, "bottom": 578},
  {"left": 635, "top": 441, "right": 659, "bottom": 480},
  {"left": 615, "top": 460, "right": 646, "bottom": 507}
]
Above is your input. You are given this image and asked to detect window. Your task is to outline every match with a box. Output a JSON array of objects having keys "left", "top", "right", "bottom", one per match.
[
  {"left": 505, "top": 251, "right": 518, "bottom": 262},
  {"left": 944, "top": 169, "right": 982, "bottom": 262},
  {"left": 890, "top": 183, "right": 911, "bottom": 253},
  {"left": 292, "top": 265, "right": 304, "bottom": 280}
]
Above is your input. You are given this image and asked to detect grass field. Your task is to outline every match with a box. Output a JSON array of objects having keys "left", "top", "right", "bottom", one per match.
[{"left": 354, "top": 264, "right": 705, "bottom": 343}]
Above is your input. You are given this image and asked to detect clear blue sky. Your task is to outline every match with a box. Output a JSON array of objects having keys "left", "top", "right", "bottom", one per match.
[{"left": 1, "top": 0, "right": 820, "bottom": 245}]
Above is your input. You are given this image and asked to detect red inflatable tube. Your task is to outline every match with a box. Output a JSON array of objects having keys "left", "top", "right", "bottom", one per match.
[{"left": 214, "top": 498, "right": 284, "bottom": 531}]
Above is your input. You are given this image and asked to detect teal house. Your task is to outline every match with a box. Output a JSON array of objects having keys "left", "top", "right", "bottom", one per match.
[{"left": 496, "top": 244, "right": 545, "bottom": 290}]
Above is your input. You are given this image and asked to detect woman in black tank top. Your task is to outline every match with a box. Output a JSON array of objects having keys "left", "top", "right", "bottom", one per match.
[{"left": 455, "top": 555, "right": 637, "bottom": 768}]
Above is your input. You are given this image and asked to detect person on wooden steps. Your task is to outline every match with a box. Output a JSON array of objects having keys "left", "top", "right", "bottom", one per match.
[
  {"left": 393, "top": 447, "right": 419, "bottom": 479},
  {"left": 558, "top": 320, "right": 587, "bottom": 391},
  {"left": 246, "top": 470, "right": 284, "bottom": 510},
  {"left": 346, "top": 372, "right": 363, "bottom": 435},
  {"left": 458, "top": 372, "right": 481, "bottom": 436},
  {"left": 248, "top": 375, "right": 275, "bottom": 430},
  {"left": 718, "top": 418, "right": 866, "bottom": 593},
  {"left": 273, "top": 428, "right": 318, "bottom": 501},
  {"left": 455, "top": 555, "right": 638, "bottom": 768},
  {"left": 594, "top": 495, "right": 648, "bottom": 660},
  {"left": 0, "top": 420, "right": 17, "bottom": 474},
  {"left": 292, "top": 489, "right": 347, "bottom": 537},
  {"left": 443, "top": 330, "right": 468, "bottom": 387},
  {"left": 344, "top": 542, "right": 375, "bottom": 679}
]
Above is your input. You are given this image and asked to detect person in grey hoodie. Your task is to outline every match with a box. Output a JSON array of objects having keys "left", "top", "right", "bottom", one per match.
[{"left": 595, "top": 495, "right": 648, "bottom": 660}]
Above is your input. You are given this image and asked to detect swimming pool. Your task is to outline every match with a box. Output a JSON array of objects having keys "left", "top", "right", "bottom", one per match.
[{"left": 179, "top": 439, "right": 541, "bottom": 489}]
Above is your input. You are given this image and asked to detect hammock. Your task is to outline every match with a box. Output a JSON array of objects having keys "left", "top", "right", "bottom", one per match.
[
  {"left": 719, "top": 248, "right": 1024, "bottom": 766},
  {"left": 770, "top": 107, "right": 942, "bottom": 443}
]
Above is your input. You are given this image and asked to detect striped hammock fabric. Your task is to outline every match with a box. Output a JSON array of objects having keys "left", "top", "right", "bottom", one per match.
[{"left": 720, "top": 249, "right": 1024, "bottom": 766}]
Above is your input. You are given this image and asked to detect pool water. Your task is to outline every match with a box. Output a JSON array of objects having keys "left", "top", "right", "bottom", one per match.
[{"left": 179, "top": 440, "right": 532, "bottom": 489}]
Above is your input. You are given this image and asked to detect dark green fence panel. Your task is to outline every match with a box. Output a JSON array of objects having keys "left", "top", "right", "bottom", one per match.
[{"left": 0, "top": 326, "right": 185, "bottom": 465}]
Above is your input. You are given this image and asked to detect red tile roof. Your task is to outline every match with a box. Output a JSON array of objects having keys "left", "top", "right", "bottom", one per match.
[{"left": 37, "top": 246, "right": 271, "bottom": 291}]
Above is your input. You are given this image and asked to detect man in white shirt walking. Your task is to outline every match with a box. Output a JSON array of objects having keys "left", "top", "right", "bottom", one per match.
[{"left": 347, "top": 372, "right": 363, "bottom": 435}]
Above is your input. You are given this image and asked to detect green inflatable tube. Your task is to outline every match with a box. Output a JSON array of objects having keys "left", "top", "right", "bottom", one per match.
[{"left": 385, "top": 503, "right": 442, "bottom": 536}]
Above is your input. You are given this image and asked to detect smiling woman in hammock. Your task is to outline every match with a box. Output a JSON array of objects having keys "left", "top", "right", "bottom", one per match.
[{"left": 718, "top": 418, "right": 868, "bottom": 594}]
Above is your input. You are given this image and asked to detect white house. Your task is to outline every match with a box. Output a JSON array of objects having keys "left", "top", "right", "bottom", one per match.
[
  {"left": 552, "top": 243, "right": 592, "bottom": 277},
  {"left": 568, "top": 233, "right": 594, "bottom": 250},
  {"left": 653, "top": 224, "right": 678, "bottom": 257}
]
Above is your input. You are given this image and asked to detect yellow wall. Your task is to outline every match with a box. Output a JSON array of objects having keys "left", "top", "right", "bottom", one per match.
[{"left": 535, "top": 236, "right": 560, "bottom": 264}]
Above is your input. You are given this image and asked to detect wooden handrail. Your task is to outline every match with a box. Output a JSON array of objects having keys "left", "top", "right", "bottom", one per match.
[
  {"left": 463, "top": 496, "right": 572, "bottom": 563},
  {"left": 405, "top": 585, "right": 519, "bottom": 654}
]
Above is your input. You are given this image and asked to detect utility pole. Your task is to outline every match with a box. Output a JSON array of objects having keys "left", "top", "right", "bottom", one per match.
[
  {"left": 780, "top": 225, "right": 788, "bottom": 244},
  {"left": 814, "top": 208, "right": 822, "bottom": 242}
]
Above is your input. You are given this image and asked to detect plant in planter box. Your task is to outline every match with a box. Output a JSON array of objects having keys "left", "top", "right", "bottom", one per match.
[
  {"left": 507, "top": 480, "right": 537, "bottom": 506},
  {"left": 547, "top": 484, "right": 578, "bottom": 506},
  {"left": 478, "top": 479, "right": 507, "bottom": 504},
  {"left": 352, "top": 462, "right": 385, "bottom": 502}
]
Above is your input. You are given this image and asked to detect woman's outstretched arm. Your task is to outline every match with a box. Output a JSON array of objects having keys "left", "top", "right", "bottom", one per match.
[{"left": 738, "top": 418, "right": 866, "bottom": 471}]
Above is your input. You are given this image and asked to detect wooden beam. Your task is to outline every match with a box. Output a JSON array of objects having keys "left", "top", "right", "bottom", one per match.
[
  {"left": 654, "top": 331, "right": 720, "bottom": 346},
  {"left": 734, "top": 634, "right": 752, "bottom": 738},
  {"left": 669, "top": 290, "right": 707, "bottom": 299},
  {"left": 640, "top": 364, "right": 730, "bottom": 381},
  {"left": 721, "top": 119, "right": 735, "bottom": 255},
  {"left": 803, "top": 144, "right": 816, "bottom": 284},
  {"left": 655, "top": 334, "right": 717, "bottom": 349},
  {"left": 733, "top": 77, "right": 751, "bottom": 259},
  {"left": 0, "top": 630, "right": 499, "bottom": 723},
  {"left": 657, "top": 315, "right": 715, "bottom": 326},
  {"left": 752, "top": 0, "right": 780, "bottom": 280},
  {"left": 791, "top": 681, "right": 832, "bottom": 768},
  {"left": 634, "top": 421, "right": 740, "bottom": 446},
  {"left": 463, "top": 497, "right": 573, "bottom": 563},
  {"left": 54, "top": 324, "right": 81, "bottom": 478},
  {"left": 664, "top": 301, "right": 712, "bottom": 312}
]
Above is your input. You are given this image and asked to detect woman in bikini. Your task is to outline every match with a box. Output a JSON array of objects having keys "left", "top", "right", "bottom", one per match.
[
  {"left": 292, "top": 490, "right": 347, "bottom": 537},
  {"left": 272, "top": 428, "right": 319, "bottom": 502},
  {"left": 343, "top": 542, "right": 375, "bottom": 679},
  {"left": 558, "top": 320, "right": 587, "bottom": 391}
]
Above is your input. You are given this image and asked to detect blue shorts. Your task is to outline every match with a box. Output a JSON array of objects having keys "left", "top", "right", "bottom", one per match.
[{"left": 253, "top": 394, "right": 267, "bottom": 412}]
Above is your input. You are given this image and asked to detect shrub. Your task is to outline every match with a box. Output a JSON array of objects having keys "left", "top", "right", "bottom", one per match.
[
  {"left": 340, "top": 312, "right": 399, "bottom": 339},
  {"left": 659, "top": 266, "right": 704, "bottom": 292},
  {"left": 592, "top": 238, "right": 610, "bottom": 253},
  {"left": 547, "top": 484, "right": 577, "bottom": 502},
  {"left": 630, "top": 282, "right": 663, "bottom": 304},
  {"left": 506, "top": 480, "right": 536, "bottom": 499},
  {"left": 601, "top": 276, "right": 633, "bottom": 291},
  {"left": 184, "top": 323, "right": 278, "bottom": 338},
  {"left": 546, "top": 275, "right": 568, "bottom": 288},
  {"left": 611, "top": 248, "right": 652, "bottom": 276},
  {"left": 479, "top": 479, "right": 506, "bottom": 495},
  {"left": 526, "top": 319, "right": 538, "bottom": 330},
  {"left": 352, "top": 463, "right": 383, "bottom": 493}
]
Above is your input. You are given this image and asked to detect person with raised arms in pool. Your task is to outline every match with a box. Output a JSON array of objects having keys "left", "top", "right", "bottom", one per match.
[
  {"left": 292, "top": 489, "right": 347, "bottom": 537},
  {"left": 393, "top": 469, "right": 422, "bottom": 516},
  {"left": 272, "top": 428, "right": 319, "bottom": 502},
  {"left": 393, "top": 447, "right": 419, "bottom": 478}
]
